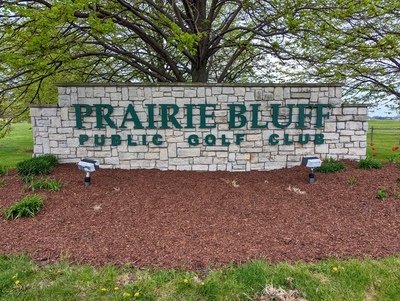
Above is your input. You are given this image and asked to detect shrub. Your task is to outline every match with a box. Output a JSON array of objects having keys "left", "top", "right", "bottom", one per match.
[
  {"left": 16, "top": 155, "right": 58, "bottom": 177},
  {"left": 376, "top": 188, "right": 387, "bottom": 200},
  {"left": 4, "top": 195, "right": 44, "bottom": 220},
  {"left": 357, "top": 157, "right": 382, "bottom": 169},
  {"left": 26, "top": 178, "right": 62, "bottom": 192},
  {"left": 0, "top": 165, "right": 8, "bottom": 176},
  {"left": 348, "top": 176, "right": 356, "bottom": 185},
  {"left": 39, "top": 154, "right": 59, "bottom": 168},
  {"left": 315, "top": 158, "right": 346, "bottom": 173}
]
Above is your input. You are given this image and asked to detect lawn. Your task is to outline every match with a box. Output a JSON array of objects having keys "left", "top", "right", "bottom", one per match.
[
  {"left": 0, "top": 123, "right": 33, "bottom": 167},
  {"left": 367, "top": 119, "right": 400, "bottom": 162},
  {"left": 1, "top": 254, "right": 400, "bottom": 301}
]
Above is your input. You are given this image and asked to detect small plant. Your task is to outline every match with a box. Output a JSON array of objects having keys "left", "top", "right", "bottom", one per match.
[
  {"left": 376, "top": 187, "right": 388, "bottom": 200},
  {"left": 348, "top": 176, "right": 356, "bottom": 185},
  {"left": 357, "top": 157, "right": 382, "bottom": 169},
  {"left": 4, "top": 195, "right": 44, "bottom": 220},
  {"left": 25, "top": 178, "right": 62, "bottom": 192},
  {"left": 315, "top": 157, "right": 346, "bottom": 173},
  {"left": 0, "top": 178, "right": 6, "bottom": 187},
  {"left": 387, "top": 145, "right": 399, "bottom": 163},
  {"left": 392, "top": 189, "right": 399, "bottom": 198},
  {"left": 16, "top": 154, "right": 58, "bottom": 177},
  {"left": 0, "top": 165, "right": 8, "bottom": 176}
]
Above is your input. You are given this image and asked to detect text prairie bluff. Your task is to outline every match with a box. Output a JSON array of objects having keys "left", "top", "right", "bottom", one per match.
[{"left": 74, "top": 103, "right": 332, "bottom": 147}]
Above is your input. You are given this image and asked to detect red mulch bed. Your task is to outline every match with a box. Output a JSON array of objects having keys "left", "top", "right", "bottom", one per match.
[{"left": 1, "top": 160, "right": 400, "bottom": 270}]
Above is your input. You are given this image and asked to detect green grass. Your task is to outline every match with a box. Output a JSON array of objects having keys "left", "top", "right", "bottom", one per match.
[
  {"left": 367, "top": 119, "right": 400, "bottom": 162},
  {"left": 0, "top": 123, "right": 33, "bottom": 168},
  {"left": 1, "top": 254, "right": 400, "bottom": 300}
]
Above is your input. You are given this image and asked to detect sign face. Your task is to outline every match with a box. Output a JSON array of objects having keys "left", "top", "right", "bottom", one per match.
[
  {"left": 29, "top": 84, "right": 368, "bottom": 171},
  {"left": 74, "top": 103, "right": 332, "bottom": 147}
]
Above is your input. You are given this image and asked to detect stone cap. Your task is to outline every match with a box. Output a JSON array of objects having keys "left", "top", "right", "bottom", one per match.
[
  {"left": 29, "top": 104, "right": 58, "bottom": 108},
  {"left": 55, "top": 82, "right": 344, "bottom": 88}
]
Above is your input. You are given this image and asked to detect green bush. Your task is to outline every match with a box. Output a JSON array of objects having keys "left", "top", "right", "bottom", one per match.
[
  {"left": 0, "top": 165, "right": 8, "bottom": 176},
  {"left": 376, "top": 187, "right": 387, "bottom": 200},
  {"left": 39, "top": 154, "right": 59, "bottom": 168},
  {"left": 26, "top": 178, "right": 62, "bottom": 192},
  {"left": 16, "top": 154, "right": 58, "bottom": 177},
  {"left": 4, "top": 195, "right": 44, "bottom": 220},
  {"left": 357, "top": 157, "right": 382, "bottom": 169},
  {"left": 315, "top": 158, "right": 346, "bottom": 173}
]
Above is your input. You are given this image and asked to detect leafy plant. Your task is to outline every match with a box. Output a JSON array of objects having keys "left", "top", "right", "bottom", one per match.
[
  {"left": 39, "top": 154, "right": 59, "bottom": 168},
  {"left": 376, "top": 188, "right": 388, "bottom": 200},
  {"left": 315, "top": 158, "right": 346, "bottom": 173},
  {"left": 348, "top": 176, "right": 356, "bottom": 185},
  {"left": 25, "top": 178, "right": 62, "bottom": 192},
  {"left": 387, "top": 145, "right": 399, "bottom": 163},
  {"left": 0, "top": 165, "right": 8, "bottom": 176},
  {"left": 357, "top": 157, "right": 382, "bottom": 170},
  {"left": 16, "top": 154, "right": 58, "bottom": 177},
  {"left": 0, "top": 178, "right": 6, "bottom": 187},
  {"left": 4, "top": 195, "right": 44, "bottom": 220}
]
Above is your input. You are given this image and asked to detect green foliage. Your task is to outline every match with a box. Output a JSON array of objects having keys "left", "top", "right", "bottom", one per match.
[
  {"left": 1, "top": 255, "right": 400, "bottom": 300},
  {"left": 25, "top": 178, "right": 62, "bottom": 192},
  {"left": 16, "top": 155, "right": 58, "bottom": 177},
  {"left": 348, "top": 176, "right": 356, "bottom": 185},
  {"left": 357, "top": 157, "right": 383, "bottom": 169},
  {"left": 315, "top": 157, "right": 346, "bottom": 173},
  {"left": 3, "top": 195, "right": 44, "bottom": 220},
  {"left": 0, "top": 165, "right": 8, "bottom": 176},
  {"left": 376, "top": 187, "right": 388, "bottom": 200},
  {"left": 0, "top": 179, "right": 6, "bottom": 188}
]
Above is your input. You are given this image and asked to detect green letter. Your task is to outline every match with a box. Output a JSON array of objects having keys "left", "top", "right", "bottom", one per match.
[
  {"left": 221, "top": 134, "right": 230, "bottom": 146},
  {"left": 297, "top": 104, "right": 315, "bottom": 129},
  {"left": 79, "top": 134, "right": 89, "bottom": 145},
  {"left": 315, "top": 133, "right": 325, "bottom": 144},
  {"left": 120, "top": 104, "right": 144, "bottom": 129},
  {"left": 111, "top": 134, "right": 121, "bottom": 146},
  {"left": 127, "top": 135, "right": 137, "bottom": 146},
  {"left": 146, "top": 104, "right": 157, "bottom": 129},
  {"left": 228, "top": 104, "right": 247, "bottom": 129},
  {"left": 199, "top": 104, "right": 216, "bottom": 128},
  {"left": 204, "top": 134, "right": 216, "bottom": 146},
  {"left": 315, "top": 104, "right": 332, "bottom": 128},
  {"left": 269, "top": 133, "right": 279, "bottom": 145},
  {"left": 188, "top": 134, "right": 200, "bottom": 146},
  {"left": 152, "top": 134, "right": 163, "bottom": 146},
  {"left": 235, "top": 133, "right": 245, "bottom": 145},
  {"left": 94, "top": 134, "right": 105, "bottom": 146},
  {"left": 73, "top": 104, "right": 92, "bottom": 129},
  {"left": 160, "top": 104, "right": 183, "bottom": 129},
  {"left": 299, "top": 134, "right": 310, "bottom": 145},
  {"left": 94, "top": 104, "right": 116, "bottom": 129},
  {"left": 271, "top": 104, "right": 294, "bottom": 129},
  {"left": 184, "top": 104, "right": 195, "bottom": 129},
  {"left": 284, "top": 134, "right": 293, "bottom": 145},
  {"left": 251, "top": 104, "right": 268, "bottom": 128}
]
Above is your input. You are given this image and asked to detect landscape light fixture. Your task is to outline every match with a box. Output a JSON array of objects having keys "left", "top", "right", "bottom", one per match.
[
  {"left": 77, "top": 158, "right": 100, "bottom": 186},
  {"left": 301, "top": 156, "right": 322, "bottom": 183}
]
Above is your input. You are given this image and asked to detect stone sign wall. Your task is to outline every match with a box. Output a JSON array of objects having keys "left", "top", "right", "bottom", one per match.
[{"left": 30, "top": 83, "right": 368, "bottom": 171}]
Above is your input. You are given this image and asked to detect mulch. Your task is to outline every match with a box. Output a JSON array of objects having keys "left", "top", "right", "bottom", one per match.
[{"left": 1, "top": 160, "right": 400, "bottom": 270}]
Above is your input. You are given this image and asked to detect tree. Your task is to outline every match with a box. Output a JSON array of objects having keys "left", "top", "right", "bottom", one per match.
[
  {"left": 1, "top": 0, "right": 316, "bottom": 134},
  {"left": 1, "top": 0, "right": 400, "bottom": 136},
  {"left": 275, "top": 0, "right": 400, "bottom": 110}
]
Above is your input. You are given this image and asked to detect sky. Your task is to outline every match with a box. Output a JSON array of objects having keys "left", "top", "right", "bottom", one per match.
[{"left": 369, "top": 106, "right": 398, "bottom": 117}]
